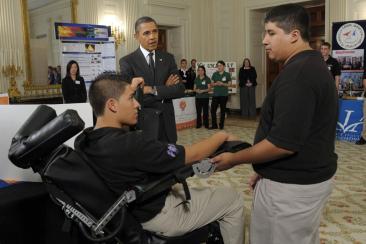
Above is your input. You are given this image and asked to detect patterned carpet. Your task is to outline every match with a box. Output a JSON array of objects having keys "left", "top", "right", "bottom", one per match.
[{"left": 177, "top": 116, "right": 366, "bottom": 244}]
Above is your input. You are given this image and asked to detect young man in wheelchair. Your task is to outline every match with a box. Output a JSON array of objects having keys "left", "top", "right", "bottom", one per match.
[{"left": 74, "top": 72, "right": 244, "bottom": 244}]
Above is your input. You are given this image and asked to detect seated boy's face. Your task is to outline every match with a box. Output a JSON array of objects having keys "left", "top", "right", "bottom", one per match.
[{"left": 115, "top": 85, "right": 140, "bottom": 126}]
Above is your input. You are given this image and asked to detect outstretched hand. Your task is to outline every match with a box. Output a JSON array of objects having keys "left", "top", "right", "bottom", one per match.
[{"left": 211, "top": 152, "right": 235, "bottom": 171}]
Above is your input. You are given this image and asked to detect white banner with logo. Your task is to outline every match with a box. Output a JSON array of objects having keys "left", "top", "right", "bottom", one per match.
[{"left": 173, "top": 96, "right": 196, "bottom": 130}]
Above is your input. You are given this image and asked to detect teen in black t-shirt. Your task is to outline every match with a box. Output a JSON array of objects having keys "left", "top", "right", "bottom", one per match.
[{"left": 211, "top": 4, "right": 337, "bottom": 243}]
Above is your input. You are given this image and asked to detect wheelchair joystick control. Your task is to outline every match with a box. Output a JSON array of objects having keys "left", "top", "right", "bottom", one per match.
[{"left": 192, "top": 158, "right": 216, "bottom": 178}]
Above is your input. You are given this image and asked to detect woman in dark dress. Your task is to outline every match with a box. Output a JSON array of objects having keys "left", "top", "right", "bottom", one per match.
[
  {"left": 61, "top": 60, "right": 87, "bottom": 103},
  {"left": 238, "top": 58, "right": 257, "bottom": 119}
]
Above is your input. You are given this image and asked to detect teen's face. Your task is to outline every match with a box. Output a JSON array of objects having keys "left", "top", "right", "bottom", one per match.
[
  {"left": 262, "top": 21, "right": 293, "bottom": 63},
  {"left": 115, "top": 85, "right": 140, "bottom": 126},
  {"left": 197, "top": 67, "right": 204, "bottom": 76},
  {"left": 320, "top": 45, "right": 330, "bottom": 57},
  {"left": 181, "top": 61, "right": 187, "bottom": 69},
  {"left": 217, "top": 63, "right": 225, "bottom": 72},
  {"left": 191, "top": 60, "right": 196, "bottom": 67},
  {"left": 70, "top": 63, "right": 78, "bottom": 76},
  {"left": 244, "top": 60, "right": 250, "bottom": 67},
  {"left": 135, "top": 22, "right": 158, "bottom": 51}
]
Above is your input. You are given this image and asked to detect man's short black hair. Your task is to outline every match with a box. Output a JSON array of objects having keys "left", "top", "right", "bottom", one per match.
[
  {"left": 135, "top": 16, "right": 157, "bottom": 33},
  {"left": 264, "top": 4, "right": 310, "bottom": 42},
  {"left": 89, "top": 72, "right": 129, "bottom": 116},
  {"left": 321, "top": 42, "right": 331, "bottom": 48}
]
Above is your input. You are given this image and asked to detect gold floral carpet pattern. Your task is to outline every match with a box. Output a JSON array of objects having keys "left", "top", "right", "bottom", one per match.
[{"left": 177, "top": 117, "right": 366, "bottom": 244}]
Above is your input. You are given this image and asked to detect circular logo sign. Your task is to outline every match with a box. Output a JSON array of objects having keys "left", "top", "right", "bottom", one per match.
[{"left": 336, "top": 23, "right": 365, "bottom": 49}]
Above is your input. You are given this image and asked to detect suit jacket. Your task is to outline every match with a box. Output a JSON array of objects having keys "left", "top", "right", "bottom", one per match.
[{"left": 119, "top": 48, "right": 185, "bottom": 143}]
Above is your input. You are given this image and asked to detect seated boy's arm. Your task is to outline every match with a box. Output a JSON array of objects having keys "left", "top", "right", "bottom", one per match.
[{"left": 184, "top": 131, "right": 230, "bottom": 165}]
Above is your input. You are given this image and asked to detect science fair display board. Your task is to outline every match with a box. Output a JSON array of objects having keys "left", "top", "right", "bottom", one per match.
[
  {"left": 55, "top": 22, "right": 116, "bottom": 93},
  {"left": 332, "top": 20, "right": 366, "bottom": 141}
]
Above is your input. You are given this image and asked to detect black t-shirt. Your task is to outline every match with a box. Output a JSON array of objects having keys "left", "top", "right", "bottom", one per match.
[
  {"left": 325, "top": 56, "right": 341, "bottom": 80},
  {"left": 74, "top": 127, "right": 185, "bottom": 222},
  {"left": 253, "top": 50, "right": 338, "bottom": 184}
]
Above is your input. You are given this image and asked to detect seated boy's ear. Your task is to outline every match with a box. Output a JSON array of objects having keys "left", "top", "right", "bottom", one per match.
[{"left": 106, "top": 99, "right": 118, "bottom": 113}]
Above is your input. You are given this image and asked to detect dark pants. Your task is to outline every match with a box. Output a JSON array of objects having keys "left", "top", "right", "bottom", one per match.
[
  {"left": 240, "top": 86, "right": 256, "bottom": 118},
  {"left": 196, "top": 97, "right": 209, "bottom": 128},
  {"left": 211, "top": 96, "right": 228, "bottom": 128}
]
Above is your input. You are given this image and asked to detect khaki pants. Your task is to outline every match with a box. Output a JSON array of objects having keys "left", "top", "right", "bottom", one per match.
[
  {"left": 142, "top": 186, "right": 245, "bottom": 244},
  {"left": 250, "top": 178, "right": 333, "bottom": 244}
]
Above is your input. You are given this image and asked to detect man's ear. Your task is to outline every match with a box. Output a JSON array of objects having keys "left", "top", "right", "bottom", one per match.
[
  {"left": 106, "top": 98, "right": 118, "bottom": 113},
  {"left": 290, "top": 29, "right": 301, "bottom": 43},
  {"left": 134, "top": 32, "right": 138, "bottom": 40}
]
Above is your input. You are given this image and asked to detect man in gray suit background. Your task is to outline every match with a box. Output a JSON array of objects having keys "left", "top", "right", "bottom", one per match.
[{"left": 119, "top": 16, "right": 185, "bottom": 143}]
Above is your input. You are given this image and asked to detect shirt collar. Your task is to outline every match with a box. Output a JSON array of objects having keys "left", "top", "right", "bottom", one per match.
[{"left": 140, "top": 45, "right": 155, "bottom": 58}]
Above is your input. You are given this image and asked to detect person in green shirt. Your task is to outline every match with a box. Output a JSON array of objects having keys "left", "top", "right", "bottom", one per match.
[
  {"left": 210, "top": 60, "right": 232, "bottom": 129},
  {"left": 194, "top": 65, "right": 211, "bottom": 128}
]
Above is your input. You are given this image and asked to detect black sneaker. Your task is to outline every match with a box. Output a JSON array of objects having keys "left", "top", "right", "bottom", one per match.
[
  {"left": 209, "top": 126, "right": 218, "bottom": 130},
  {"left": 355, "top": 137, "right": 366, "bottom": 145}
]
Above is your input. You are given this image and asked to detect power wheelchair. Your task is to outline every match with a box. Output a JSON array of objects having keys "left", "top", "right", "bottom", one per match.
[{"left": 8, "top": 105, "right": 251, "bottom": 244}]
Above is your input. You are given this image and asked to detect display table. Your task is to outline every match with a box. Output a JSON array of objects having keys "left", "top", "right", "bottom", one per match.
[{"left": 336, "top": 97, "right": 364, "bottom": 142}]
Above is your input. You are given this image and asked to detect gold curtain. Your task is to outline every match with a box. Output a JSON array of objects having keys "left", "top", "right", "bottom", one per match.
[{"left": 0, "top": 0, "right": 25, "bottom": 93}]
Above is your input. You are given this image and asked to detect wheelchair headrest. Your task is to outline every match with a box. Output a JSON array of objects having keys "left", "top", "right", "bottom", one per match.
[{"left": 8, "top": 105, "right": 85, "bottom": 171}]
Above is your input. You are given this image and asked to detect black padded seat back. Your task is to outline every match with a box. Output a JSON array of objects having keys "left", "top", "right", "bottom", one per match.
[
  {"left": 42, "top": 146, "right": 115, "bottom": 218},
  {"left": 9, "top": 107, "right": 85, "bottom": 171}
]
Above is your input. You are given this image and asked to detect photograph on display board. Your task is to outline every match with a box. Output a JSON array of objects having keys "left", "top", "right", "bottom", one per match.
[
  {"left": 339, "top": 70, "right": 364, "bottom": 90},
  {"left": 333, "top": 49, "right": 364, "bottom": 70}
]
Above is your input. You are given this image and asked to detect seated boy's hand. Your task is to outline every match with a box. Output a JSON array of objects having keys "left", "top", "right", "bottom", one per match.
[
  {"left": 211, "top": 152, "right": 234, "bottom": 171},
  {"left": 131, "top": 77, "right": 144, "bottom": 90}
]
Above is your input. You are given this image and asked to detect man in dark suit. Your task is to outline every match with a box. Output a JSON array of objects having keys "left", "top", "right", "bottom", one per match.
[{"left": 119, "top": 16, "right": 185, "bottom": 143}]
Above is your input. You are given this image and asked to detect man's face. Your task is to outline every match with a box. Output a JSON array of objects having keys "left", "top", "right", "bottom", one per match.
[
  {"left": 191, "top": 60, "right": 196, "bottom": 68},
  {"left": 115, "top": 85, "right": 140, "bottom": 126},
  {"left": 262, "top": 21, "right": 293, "bottom": 63},
  {"left": 217, "top": 63, "right": 225, "bottom": 72},
  {"left": 181, "top": 60, "right": 187, "bottom": 69},
  {"left": 320, "top": 45, "right": 330, "bottom": 57},
  {"left": 135, "top": 22, "right": 158, "bottom": 51}
]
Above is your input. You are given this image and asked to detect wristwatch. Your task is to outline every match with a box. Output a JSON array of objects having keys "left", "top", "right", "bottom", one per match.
[{"left": 151, "top": 86, "right": 158, "bottom": 96}]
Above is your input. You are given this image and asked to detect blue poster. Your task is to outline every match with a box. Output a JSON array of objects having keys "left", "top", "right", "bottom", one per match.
[{"left": 336, "top": 99, "right": 364, "bottom": 141}]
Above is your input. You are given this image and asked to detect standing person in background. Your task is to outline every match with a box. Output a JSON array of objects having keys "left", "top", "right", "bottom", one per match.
[
  {"left": 47, "top": 66, "right": 55, "bottom": 85},
  {"left": 178, "top": 59, "right": 190, "bottom": 90},
  {"left": 61, "top": 60, "right": 87, "bottom": 103},
  {"left": 239, "top": 58, "right": 257, "bottom": 119},
  {"left": 356, "top": 76, "right": 366, "bottom": 145},
  {"left": 119, "top": 16, "right": 185, "bottom": 143},
  {"left": 55, "top": 65, "right": 62, "bottom": 84},
  {"left": 212, "top": 4, "right": 337, "bottom": 244},
  {"left": 321, "top": 42, "right": 341, "bottom": 90},
  {"left": 194, "top": 65, "right": 211, "bottom": 129},
  {"left": 210, "top": 60, "right": 232, "bottom": 130},
  {"left": 187, "top": 58, "right": 197, "bottom": 90}
]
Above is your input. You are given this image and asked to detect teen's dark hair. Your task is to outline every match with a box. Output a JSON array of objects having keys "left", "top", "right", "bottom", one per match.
[
  {"left": 264, "top": 4, "right": 310, "bottom": 42},
  {"left": 217, "top": 60, "right": 226, "bottom": 66},
  {"left": 242, "top": 58, "right": 252, "bottom": 68},
  {"left": 321, "top": 41, "right": 331, "bottom": 48},
  {"left": 197, "top": 65, "right": 207, "bottom": 78},
  {"left": 181, "top": 59, "right": 187, "bottom": 63},
  {"left": 89, "top": 72, "right": 129, "bottom": 116},
  {"left": 65, "top": 60, "right": 80, "bottom": 78},
  {"left": 135, "top": 16, "right": 157, "bottom": 33}
]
